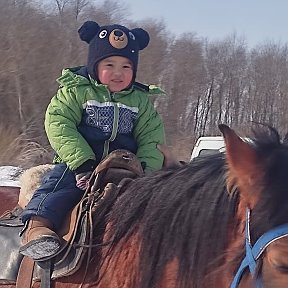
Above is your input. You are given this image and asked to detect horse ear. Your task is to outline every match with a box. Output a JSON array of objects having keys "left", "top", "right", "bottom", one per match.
[
  {"left": 219, "top": 124, "right": 257, "bottom": 169},
  {"left": 219, "top": 124, "right": 260, "bottom": 208}
]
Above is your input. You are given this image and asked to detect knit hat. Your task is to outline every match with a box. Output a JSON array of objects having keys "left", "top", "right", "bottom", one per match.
[{"left": 78, "top": 21, "right": 150, "bottom": 81}]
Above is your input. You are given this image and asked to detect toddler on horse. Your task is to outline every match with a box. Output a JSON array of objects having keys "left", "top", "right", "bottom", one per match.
[{"left": 20, "top": 20, "right": 166, "bottom": 261}]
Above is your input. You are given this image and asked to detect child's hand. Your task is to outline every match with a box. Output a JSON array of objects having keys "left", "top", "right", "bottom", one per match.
[
  {"left": 157, "top": 144, "right": 183, "bottom": 168},
  {"left": 75, "top": 171, "right": 92, "bottom": 190}
]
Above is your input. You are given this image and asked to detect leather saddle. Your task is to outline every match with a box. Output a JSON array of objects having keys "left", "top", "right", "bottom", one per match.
[
  {"left": 0, "top": 149, "right": 144, "bottom": 286},
  {"left": 91, "top": 148, "right": 144, "bottom": 189}
]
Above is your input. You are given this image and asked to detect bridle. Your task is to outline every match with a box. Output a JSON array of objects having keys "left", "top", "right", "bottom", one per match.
[{"left": 231, "top": 208, "right": 288, "bottom": 288}]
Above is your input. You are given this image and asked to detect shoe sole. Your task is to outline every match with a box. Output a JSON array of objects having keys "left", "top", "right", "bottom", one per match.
[{"left": 19, "top": 236, "right": 61, "bottom": 261}]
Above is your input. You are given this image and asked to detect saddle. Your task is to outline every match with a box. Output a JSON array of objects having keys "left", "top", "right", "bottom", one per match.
[
  {"left": 0, "top": 149, "right": 144, "bottom": 287},
  {"left": 91, "top": 148, "right": 144, "bottom": 189}
]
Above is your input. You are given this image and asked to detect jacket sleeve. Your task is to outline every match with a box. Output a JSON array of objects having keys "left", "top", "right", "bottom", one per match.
[
  {"left": 133, "top": 95, "right": 165, "bottom": 173},
  {"left": 45, "top": 86, "right": 96, "bottom": 171}
]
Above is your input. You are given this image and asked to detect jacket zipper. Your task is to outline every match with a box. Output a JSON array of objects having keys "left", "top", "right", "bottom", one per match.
[{"left": 101, "top": 92, "right": 119, "bottom": 160}]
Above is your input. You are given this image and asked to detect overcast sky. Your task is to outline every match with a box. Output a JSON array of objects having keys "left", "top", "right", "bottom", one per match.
[{"left": 121, "top": 0, "right": 288, "bottom": 48}]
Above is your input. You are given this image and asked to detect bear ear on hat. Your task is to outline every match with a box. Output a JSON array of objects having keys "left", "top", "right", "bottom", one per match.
[
  {"left": 78, "top": 21, "right": 100, "bottom": 44},
  {"left": 131, "top": 28, "right": 150, "bottom": 50}
]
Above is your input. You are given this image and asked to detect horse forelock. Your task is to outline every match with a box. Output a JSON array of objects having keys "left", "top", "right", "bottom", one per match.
[
  {"left": 249, "top": 126, "right": 288, "bottom": 242},
  {"left": 102, "top": 153, "right": 239, "bottom": 288}
]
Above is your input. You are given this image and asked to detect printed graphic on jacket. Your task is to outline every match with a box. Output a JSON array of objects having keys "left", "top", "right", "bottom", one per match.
[{"left": 83, "top": 100, "right": 138, "bottom": 133}]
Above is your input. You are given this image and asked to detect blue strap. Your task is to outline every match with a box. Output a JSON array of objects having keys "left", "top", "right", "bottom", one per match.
[
  {"left": 231, "top": 208, "right": 288, "bottom": 288},
  {"left": 245, "top": 209, "right": 257, "bottom": 274}
]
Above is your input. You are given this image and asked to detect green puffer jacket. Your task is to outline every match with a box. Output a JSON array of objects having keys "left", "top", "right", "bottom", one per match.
[{"left": 45, "top": 67, "right": 166, "bottom": 174}]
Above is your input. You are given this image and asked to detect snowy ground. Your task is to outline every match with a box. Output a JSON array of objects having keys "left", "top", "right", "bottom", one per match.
[{"left": 0, "top": 166, "right": 23, "bottom": 187}]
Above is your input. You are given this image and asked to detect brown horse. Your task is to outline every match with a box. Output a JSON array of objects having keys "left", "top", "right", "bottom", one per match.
[{"left": 1, "top": 124, "right": 288, "bottom": 288}]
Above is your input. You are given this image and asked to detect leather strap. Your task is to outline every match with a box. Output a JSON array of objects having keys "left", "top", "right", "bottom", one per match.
[
  {"left": 16, "top": 256, "right": 35, "bottom": 288},
  {"left": 38, "top": 260, "right": 53, "bottom": 288}
]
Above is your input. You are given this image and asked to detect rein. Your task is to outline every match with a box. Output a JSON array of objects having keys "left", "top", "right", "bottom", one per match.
[{"left": 231, "top": 208, "right": 288, "bottom": 288}]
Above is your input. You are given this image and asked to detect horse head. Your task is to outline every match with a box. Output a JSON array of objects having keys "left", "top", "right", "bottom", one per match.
[{"left": 220, "top": 124, "right": 288, "bottom": 288}]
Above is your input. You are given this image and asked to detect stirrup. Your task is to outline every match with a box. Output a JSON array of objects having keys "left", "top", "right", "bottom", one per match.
[{"left": 19, "top": 235, "right": 61, "bottom": 261}]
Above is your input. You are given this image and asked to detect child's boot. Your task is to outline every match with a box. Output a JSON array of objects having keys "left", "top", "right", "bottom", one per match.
[{"left": 19, "top": 216, "right": 61, "bottom": 261}]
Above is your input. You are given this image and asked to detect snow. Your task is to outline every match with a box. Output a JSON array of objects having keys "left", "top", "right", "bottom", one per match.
[{"left": 0, "top": 166, "right": 24, "bottom": 187}]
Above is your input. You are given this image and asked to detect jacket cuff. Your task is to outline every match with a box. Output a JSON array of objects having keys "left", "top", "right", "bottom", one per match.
[{"left": 75, "top": 159, "right": 97, "bottom": 175}]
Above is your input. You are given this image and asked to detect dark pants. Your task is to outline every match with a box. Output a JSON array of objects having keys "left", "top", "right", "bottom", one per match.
[{"left": 21, "top": 163, "right": 84, "bottom": 231}]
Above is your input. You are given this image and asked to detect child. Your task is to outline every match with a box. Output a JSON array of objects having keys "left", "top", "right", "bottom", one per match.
[{"left": 19, "top": 20, "right": 166, "bottom": 260}]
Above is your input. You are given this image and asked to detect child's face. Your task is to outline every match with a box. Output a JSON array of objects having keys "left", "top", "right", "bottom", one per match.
[{"left": 97, "top": 56, "right": 133, "bottom": 92}]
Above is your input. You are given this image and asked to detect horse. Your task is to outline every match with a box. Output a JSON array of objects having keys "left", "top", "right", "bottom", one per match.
[{"left": 1, "top": 124, "right": 288, "bottom": 287}]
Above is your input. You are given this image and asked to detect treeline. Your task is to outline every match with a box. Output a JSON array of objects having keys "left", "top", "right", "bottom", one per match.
[{"left": 1, "top": 0, "right": 288, "bottom": 164}]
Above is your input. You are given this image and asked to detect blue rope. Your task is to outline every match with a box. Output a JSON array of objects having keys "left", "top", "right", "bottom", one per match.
[{"left": 231, "top": 208, "right": 288, "bottom": 288}]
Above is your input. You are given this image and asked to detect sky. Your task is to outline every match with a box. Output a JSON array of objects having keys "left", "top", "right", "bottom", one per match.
[{"left": 122, "top": 0, "right": 288, "bottom": 48}]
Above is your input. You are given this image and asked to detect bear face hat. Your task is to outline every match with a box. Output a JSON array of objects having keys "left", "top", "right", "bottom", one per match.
[{"left": 78, "top": 21, "right": 150, "bottom": 82}]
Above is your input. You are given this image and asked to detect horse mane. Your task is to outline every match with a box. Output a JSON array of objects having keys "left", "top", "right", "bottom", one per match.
[{"left": 102, "top": 153, "right": 239, "bottom": 288}]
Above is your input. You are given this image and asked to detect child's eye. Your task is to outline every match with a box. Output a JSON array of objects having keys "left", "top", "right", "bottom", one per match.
[{"left": 123, "top": 65, "right": 132, "bottom": 69}]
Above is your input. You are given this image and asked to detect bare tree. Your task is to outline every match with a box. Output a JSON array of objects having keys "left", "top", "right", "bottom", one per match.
[
  {"left": 54, "top": 0, "right": 70, "bottom": 21},
  {"left": 159, "top": 33, "right": 205, "bottom": 154},
  {"left": 3, "top": 0, "right": 288, "bottom": 164},
  {"left": 247, "top": 42, "right": 288, "bottom": 133},
  {"left": 74, "top": 0, "right": 89, "bottom": 20},
  {"left": 200, "top": 34, "right": 248, "bottom": 135}
]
